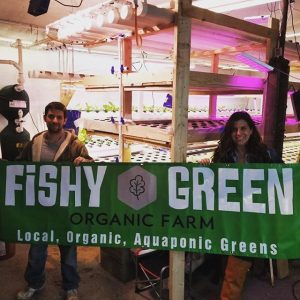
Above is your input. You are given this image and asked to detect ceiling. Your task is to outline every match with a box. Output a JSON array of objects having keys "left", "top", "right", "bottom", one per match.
[
  {"left": 0, "top": 0, "right": 102, "bottom": 28},
  {"left": 0, "top": 0, "right": 299, "bottom": 61},
  {"left": 0, "top": 0, "right": 100, "bottom": 43}
]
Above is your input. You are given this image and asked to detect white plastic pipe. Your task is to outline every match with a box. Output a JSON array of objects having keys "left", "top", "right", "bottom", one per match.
[{"left": 0, "top": 39, "right": 24, "bottom": 87}]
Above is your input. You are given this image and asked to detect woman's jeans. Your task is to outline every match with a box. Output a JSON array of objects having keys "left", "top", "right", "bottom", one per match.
[{"left": 24, "top": 244, "right": 80, "bottom": 291}]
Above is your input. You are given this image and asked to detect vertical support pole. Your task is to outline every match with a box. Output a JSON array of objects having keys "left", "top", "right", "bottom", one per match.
[
  {"left": 170, "top": 0, "right": 191, "bottom": 162},
  {"left": 279, "top": 0, "right": 289, "bottom": 58},
  {"left": 118, "top": 37, "right": 125, "bottom": 161},
  {"left": 170, "top": 0, "right": 191, "bottom": 299},
  {"left": 263, "top": 5, "right": 289, "bottom": 278},
  {"left": 16, "top": 39, "right": 24, "bottom": 87},
  {"left": 262, "top": 60, "right": 289, "bottom": 159},
  {"left": 122, "top": 38, "right": 133, "bottom": 119},
  {"left": 208, "top": 54, "right": 219, "bottom": 118},
  {"left": 266, "top": 18, "right": 280, "bottom": 62},
  {"left": 262, "top": 0, "right": 290, "bottom": 157}
]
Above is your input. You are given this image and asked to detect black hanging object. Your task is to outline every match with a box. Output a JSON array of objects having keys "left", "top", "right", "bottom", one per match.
[{"left": 28, "top": 0, "right": 51, "bottom": 16}]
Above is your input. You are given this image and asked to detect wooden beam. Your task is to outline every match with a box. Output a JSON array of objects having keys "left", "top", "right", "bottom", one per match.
[
  {"left": 262, "top": 57, "right": 290, "bottom": 155},
  {"left": 171, "top": 2, "right": 191, "bottom": 161},
  {"left": 85, "top": 72, "right": 269, "bottom": 96},
  {"left": 189, "top": 89, "right": 263, "bottom": 95},
  {"left": 184, "top": 5, "right": 275, "bottom": 40},
  {"left": 84, "top": 120, "right": 172, "bottom": 142},
  {"left": 190, "top": 23, "right": 267, "bottom": 45},
  {"left": 28, "top": 70, "right": 95, "bottom": 80},
  {"left": 285, "top": 41, "right": 300, "bottom": 61},
  {"left": 191, "top": 42, "right": 265, "bottom": 58},
  {"left": 170, "top": 0, "right": 192, "bottom": 299},
  {"left": 83, "top": 69, "right": 173, "bottom": 87},
  {"left": 266, "top": 18, "right": 280, "bottom": 62},
  {"left": 122, "top": 38, "right": 133, "bottom": 120},
  {"left": 208, "top": 54, "right": 219, "bottom": 118},
  {"left": 60, "top": 83, "right": 75, "bottom": 107},
  {"left": 85, "top": 70, "right": 266, "bottom": 93},
  {"left": 189, "top": 71, "right": 265, "bottom": 91}
]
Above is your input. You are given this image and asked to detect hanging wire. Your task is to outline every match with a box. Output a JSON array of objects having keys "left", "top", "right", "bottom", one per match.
[
  {"left": 133, "top": 0, "right": 142, "bottom": 48},
  {"left": 72, "top": 46, "right": 75, "bottom": 74},
  {"left": 275, "top": 68, "right": 300, "bottom": 81},
  {"left": 139, "top": 49, "right": 149, "bottom": 71},
  {"left": 267, "top": 2, "right": 280, "bottom": 18},
  {"left": 28, "top": 112, "right": 40, "bottom": 133},
  {"left": 58, "top": 49, "right": 61, "bottom": 72},
  {"left": 66, "top": 47, "right": 68, "bottom": 73},
  {"left": 267, "top": 2, "right": 274, "bottom": 18},
  {"left": 61, "top": 47, "right": 63, "bottom": 73},
  {"left": 132, "top": 61, "right": 143, "bottom": 72}
]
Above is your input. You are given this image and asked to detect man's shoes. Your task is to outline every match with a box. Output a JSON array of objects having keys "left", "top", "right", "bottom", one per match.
[
  {"left": 16, "top": 285, "right": 44, "bottom": 300},
  {"left": 66, "top": 289, "right": 79, "bottom": 300}
]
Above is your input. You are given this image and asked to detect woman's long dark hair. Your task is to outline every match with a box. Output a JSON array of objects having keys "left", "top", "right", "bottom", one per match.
[{"left": 212, "top": 111, "right": 269, "bottom": 163}]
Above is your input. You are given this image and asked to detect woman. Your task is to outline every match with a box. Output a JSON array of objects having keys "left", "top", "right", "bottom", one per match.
[
  {"left": 203, "top": 111, "right": 282, "bottom": 300},
  {"left": 212, "top": 111, "right": 282, "bottom": 164}
]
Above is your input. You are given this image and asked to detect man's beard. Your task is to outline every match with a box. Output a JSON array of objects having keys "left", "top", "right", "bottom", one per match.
[{"left": 47, "top": 124, "right": 63, "bottom": 133}]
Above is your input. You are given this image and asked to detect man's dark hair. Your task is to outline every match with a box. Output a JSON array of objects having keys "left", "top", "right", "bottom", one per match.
[{"left": 44, "top": 102, "right": 67, "bottom": 118}]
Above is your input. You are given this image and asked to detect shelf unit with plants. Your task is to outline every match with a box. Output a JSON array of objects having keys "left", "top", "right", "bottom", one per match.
[{"left": 71, "top": 1, "right": 300, "bottom": 159}]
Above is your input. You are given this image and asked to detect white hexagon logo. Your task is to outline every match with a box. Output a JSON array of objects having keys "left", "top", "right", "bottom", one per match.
[{"left": 118, "top": 166, "right": 157, "bottom": 210}]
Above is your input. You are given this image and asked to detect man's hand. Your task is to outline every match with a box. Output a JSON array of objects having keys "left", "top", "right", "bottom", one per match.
[
  {"left": 198, "top": 158, "right": 211, "bottom": 165},
  {"left": 73, "top": 156, "right": 93, "bottom": 165}
]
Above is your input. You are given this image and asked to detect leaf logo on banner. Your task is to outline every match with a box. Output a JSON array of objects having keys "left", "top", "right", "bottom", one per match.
[
  {"left": 118, "top": 166, "right": 157, "bottom": 210},
  {"left": 129, "top": 175, "right": 145, "bottom": 201}
]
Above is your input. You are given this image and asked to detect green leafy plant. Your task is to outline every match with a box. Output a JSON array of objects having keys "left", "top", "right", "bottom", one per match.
[
  {"left": 93, "top": 105, "right": 101, "bottom": 113},
  {"left": 85, "top": 102, "right": 93, "bottom": 112},
  {"left": 102, "top": 101, "right": 119, "bottom": 113},
  {"left": 78, "top": 128, "right": 91, "bottom": 144}
]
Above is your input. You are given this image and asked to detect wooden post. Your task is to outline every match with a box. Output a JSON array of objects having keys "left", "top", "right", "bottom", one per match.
[
  {"left": 170, "top": 0, "right": 191, "bottom": 299},
  {"left": 122, "top": 38, "right": 133, "bottom": 119},
  {"left": 118, "top": 37, "right": 125, "bottom": 161},
  {"left": 263, "top": 3, "right": 289, "bottom": 279},
  {"left": 262, "top": 57, "right": 290, "bottom": 161},
  {"left": 262, "top": 1, "right": 290, "bottom": 156},
  {"left": 59, "top": 83, "right": 75, "bottom": 107},
  {"left": 266, "top": 18, "right": 279, "bottom": 63},
  {"left": 208, "top": 54, "right": 219, "bottom": 118}
]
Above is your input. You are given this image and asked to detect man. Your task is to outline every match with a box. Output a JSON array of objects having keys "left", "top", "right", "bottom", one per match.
[{"left": 16, "top": 102, "right": 93, "bottom": 300}]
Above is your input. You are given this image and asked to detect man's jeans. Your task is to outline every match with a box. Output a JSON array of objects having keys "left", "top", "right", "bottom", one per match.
[{"left": 24, "top": 244, "right": 80, "bottom": 291}]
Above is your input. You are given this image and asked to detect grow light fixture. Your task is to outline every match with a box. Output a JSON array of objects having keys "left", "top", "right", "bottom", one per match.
[
  {"left": 236, "top": 53, "right": 274, "bottom": 73},
  {"left": 193, "top": 0, "right": 281, "bottom": 13},
  {"left": 243, "top": 15, "right": 270, "bottom": 25}
]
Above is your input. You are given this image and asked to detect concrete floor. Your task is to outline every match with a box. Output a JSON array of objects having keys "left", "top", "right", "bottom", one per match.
[{"left": 1, "top": 244, "right": 300, "bottom": 300}]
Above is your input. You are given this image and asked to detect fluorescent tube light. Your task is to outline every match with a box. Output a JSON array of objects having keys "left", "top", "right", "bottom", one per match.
[
  {"left": 243, "top": 15, "right": 270, "bottom": 25},
  {"left": 236, "top": 53, "right": 274, "bottom": 73},
  {"left": 193, "top": 0, "right": 281, "bottom": 13}
]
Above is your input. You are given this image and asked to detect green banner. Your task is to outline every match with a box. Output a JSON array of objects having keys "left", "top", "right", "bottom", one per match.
[{"left": 0, "top": 161, "right": 299, "bottom": 259}]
